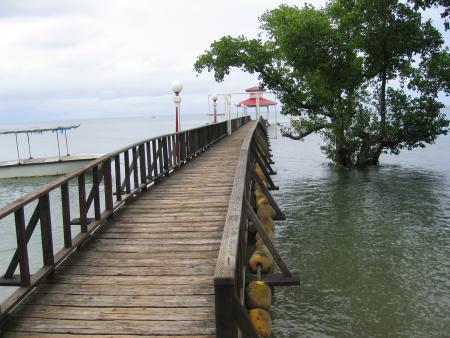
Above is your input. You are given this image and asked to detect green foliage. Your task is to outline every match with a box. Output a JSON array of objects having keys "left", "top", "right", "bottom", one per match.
[{"left": 195, "top": 1, "right": 449, "bottom": 167}]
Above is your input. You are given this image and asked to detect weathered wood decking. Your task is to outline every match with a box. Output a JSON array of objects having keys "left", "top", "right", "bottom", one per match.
[{"left": 2, "top": 122, "right": 255, "bottom": 338}]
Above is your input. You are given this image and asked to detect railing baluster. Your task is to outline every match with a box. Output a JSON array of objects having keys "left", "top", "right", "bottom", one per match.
[
  {"left": 180, "top": 132, "right": 186, "bottom": 162},
  {"left": 139, "top": 144, "right": 146, "bottom": 185},
  {"left": 152, "top": 139, "right": 158, "bottom": 177},
  {"left": 124, "top": 150, "right": 131, "bottom": 194},
  {"left": 172, "top": 135, "right": 177, "bottom": 165},
  {"left": 61, "top": 183, "right": 72, "bottom": 248},
  {"left": 162, "top": 137, "right": 169, "bottom": 174},
  {"left": 132, "top": 147, "right": 139, "bottom": 189},
  {"left": 78, "top": 173, "right": 88, "bottom": 232},
  {"left": 39, "top": 193, "right": 54, "bottom": 267},
  {"left": 157, "top": 138, "right": 164, "bottom": 174},
  {"left": 115, "top": 154, "right": 122, "bottom": 202},
  {"left": 146, "top": 141, "right": 152, "bottom": 182},
  {"left": 14, "top": 207, "right": 31, "bottom": 286},
  {"left": 167, "top": 136, "right": 173, "bottom": 168},
  {"left": 103, "top": 159, "right": 114, "bottom": 212},
  {"left": 92, "top": 166, "right": 101, "bottom": 220}
]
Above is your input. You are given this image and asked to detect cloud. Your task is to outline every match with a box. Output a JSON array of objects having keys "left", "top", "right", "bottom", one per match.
[
  {"left": 0, "top": 0, "right": 446, "bottom": 123},
  {"left": 0, "top": 0, "right": 100, "bottom": 18}
]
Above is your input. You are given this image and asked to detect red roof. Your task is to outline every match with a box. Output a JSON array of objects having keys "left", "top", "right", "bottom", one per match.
[
  {"left": 245, "top": 86, "right": 265, "bottom": 93},
  {"left": 238, "top": 97, "right": 276, "bottom": 107}
]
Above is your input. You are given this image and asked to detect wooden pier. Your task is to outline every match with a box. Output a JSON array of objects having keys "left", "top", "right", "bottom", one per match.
[{"left": 0, "top": 117, "right": 298, "bottom": 337}]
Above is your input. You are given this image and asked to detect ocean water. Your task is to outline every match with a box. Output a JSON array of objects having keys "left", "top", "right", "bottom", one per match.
[
  {"left": 0, "top": 111, "right": 449, "bottom": 337},
  {"left": 269, "top": 108, "right": 450, "bottom": 337}
]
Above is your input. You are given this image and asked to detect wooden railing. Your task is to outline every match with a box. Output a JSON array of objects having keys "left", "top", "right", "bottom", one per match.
[
  {"left": 214, "top": 117, "right": 299, "bottom": 338},
  {"left": 0, "top": 116, "right": 250, "bottom": 319}
]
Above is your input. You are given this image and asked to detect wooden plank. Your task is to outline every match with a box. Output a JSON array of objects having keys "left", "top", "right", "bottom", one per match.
[
  {"left": 56, "top": 265, "right": 215, "bottom": 276},
  {"left": 13, "top": 305, "right": 215, "bottom": 321},
  {"left": 31, "top": 285, "right": 214, "bottom": 298},
  {"left": 81, "top": 243, "right": 221, "bottom": 253},
  {"left": 4, "top": 334, "right": 214, "bottom": 338},
  {"left": 94, "top": 231, "right": 223, "bottom": 239},
  {"left": 4, "top": 333, "right": 214, "bottom": 338},
  {"left": 24, "top": 293, "right": 215, "bottom": 308},
  {"left": 6, "top": 318, "right": 215, "bottom": 335},
  {"left": 43, "top": 275, "right": 214, "bottom": 285}
]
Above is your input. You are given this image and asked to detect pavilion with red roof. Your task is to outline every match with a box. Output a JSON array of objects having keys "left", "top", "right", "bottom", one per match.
[{"left": 238, "top": 86, "right": 276, "bottom": 108}]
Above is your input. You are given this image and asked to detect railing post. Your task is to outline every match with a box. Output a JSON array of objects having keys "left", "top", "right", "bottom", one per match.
[
  {"left": 157, "top": 138, "right": 164, "bottom": 174},
  {"left": 124, "top": 150, "right": 131, "bottom": 194},
  {"left": 139, "top": 144, "right": 147, "bottom": 185},
  {"left": 152, "top": 139, "right": 158, "bottom": 178},
  {"left": 39, "top": 193, "right": 54, "bottom": 267},
  {"left": 146, "top": 142, "right": 152, "bottom": 182},
  {"left": 14, "top": 207, "right": 31, "bottom": 286},
  {"left": 114, "top": 154, "right": 122, "bottom": 201},
  {"left": 215, "top": 282, "right": 238, "bottom": 338},
  {"left": 61, "top": 183, "right": 72, "bottom": 248},
  {"left": 92, "top": 166, "right": 101, "bottom": 220},
  {"left": 103, "top": 159, "right": 114, "bottom": 212},
  {"left": 132, "top": 147, "right": 139, "bottom": 189},
  {"left": 78, "top": 173, "right": 88, "bottom": 233},
  {"left": 162, "top": 137, "right": 169, "bottom": 174}
]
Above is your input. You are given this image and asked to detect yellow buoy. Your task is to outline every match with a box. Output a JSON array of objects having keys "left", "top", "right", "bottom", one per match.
[
  {"left": 255, "top": 166, "right": 266, "bottom": 182},
  {"left": 256, "top": 230, "right": 274, "bottom": 244},
  {"left": 261, "top": 218, "right": 275, "bottom": 233},
  {"left": 256, "top": 196, "right": 269, "bottom": 207},
  {"left": 255, "top": 185, "right": 264, "bottom": 197},
  {"left": 257, "top": 204, "right": 275, "bottom": 220},
  {"left": 247, "top": 280, "right": 272, "bottom": 309},
  {"left": 249, "top": 308, "right": 272, "bottom": 338},
  {"left": 249, "top": 246, "right": 273, "bottom": 272}
]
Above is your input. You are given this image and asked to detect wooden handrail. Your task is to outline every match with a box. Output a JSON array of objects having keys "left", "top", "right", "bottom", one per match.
[
  {"left": 214, "top": 117, "right": 295, "bottom": 338},
  {"left": 214, "top": 118, "right": 266, "bottom": 338},
  {"left": 0, "top": 116, "right": 250, "bottom": 320}
]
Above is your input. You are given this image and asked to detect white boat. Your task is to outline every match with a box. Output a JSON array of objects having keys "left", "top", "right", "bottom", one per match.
[{"left": 0, "top": 125, "right": 102, "bottom": 179}]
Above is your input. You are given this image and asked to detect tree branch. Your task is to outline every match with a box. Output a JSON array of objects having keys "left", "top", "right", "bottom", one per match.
[{"left": 281, "top": 124, "right": 326, "bottom": 140}]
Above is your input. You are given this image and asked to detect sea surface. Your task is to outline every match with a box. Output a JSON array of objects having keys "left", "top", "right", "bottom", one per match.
[{"left": 1, "top": 111, "right": 449, "bottom": 337}]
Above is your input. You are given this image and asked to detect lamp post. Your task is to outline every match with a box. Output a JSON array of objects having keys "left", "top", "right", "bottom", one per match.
[
  {"left": 171, "top": 81, "right": 183, "bottom": 133},
  {"left": 212, "top": 94, "right": 218, "bottom": 123}
]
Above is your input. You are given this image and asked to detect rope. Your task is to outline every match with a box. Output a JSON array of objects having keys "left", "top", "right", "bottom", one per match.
[{"left": 256, "top": 263, "right": 262, "bottom": 281}]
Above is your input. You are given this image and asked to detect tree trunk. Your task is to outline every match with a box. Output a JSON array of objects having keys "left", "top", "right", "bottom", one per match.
[
  {"left": 335, "top": 126, "right": 352, "bottom": 167},
  {"left": 356, "top": 138, "right": 383, "bottom": 166}
]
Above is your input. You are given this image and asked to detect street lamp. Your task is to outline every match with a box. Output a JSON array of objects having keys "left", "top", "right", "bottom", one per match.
[
  {"left": 212, "top": 93, "right": 218, "bottom": 123},
  {"left": 171, "top": 81, "right": 183, "bottom": 132}
]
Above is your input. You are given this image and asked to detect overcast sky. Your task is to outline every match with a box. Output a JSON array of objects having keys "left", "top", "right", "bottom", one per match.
[{"left": 0, "top": 0, "right": 447, "bottom": 124}]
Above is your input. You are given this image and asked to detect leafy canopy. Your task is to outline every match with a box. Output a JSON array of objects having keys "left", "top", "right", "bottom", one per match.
[{"left": 195, "top": 1, "right": 449, "bottom": 167}]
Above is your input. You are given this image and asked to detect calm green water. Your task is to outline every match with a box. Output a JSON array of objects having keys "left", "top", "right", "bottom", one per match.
[
  {"left": 1, "top": 114, "right": 449, "bottom": 337},
  {"left": 269, "top": 124, "right": 450, "bottom": 337}
]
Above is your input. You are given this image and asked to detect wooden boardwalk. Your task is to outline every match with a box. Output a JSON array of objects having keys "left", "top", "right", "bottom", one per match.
[{"left": 2, "top": 122, "right": 255, "bottom": 338}]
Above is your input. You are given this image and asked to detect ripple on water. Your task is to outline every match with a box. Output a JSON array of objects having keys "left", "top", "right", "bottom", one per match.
[{"left": 268, "top": 127, "right": 450, "bottom": 337}]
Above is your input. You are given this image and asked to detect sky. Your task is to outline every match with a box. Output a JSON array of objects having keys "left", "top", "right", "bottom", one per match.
[{"left": 0, "top": 0, "right": 447, "bottom": 123}]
